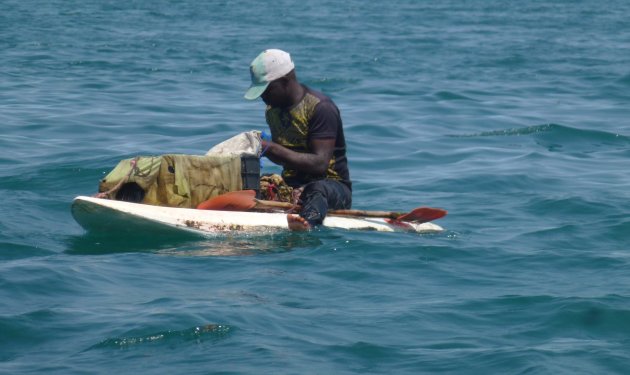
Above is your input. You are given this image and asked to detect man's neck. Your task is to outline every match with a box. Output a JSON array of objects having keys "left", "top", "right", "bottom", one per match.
[{"left": 287, "top": 82, "right": 306, "bottom": 108}]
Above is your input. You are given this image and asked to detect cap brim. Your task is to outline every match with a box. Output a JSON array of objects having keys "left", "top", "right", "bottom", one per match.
[{"left": 244, "top": 83, "right": 269, "bottom": 100}]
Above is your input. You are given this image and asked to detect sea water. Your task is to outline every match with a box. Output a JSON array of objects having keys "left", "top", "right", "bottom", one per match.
[{"left": 2, "top": 1, "right": 630, "bottom": 373}]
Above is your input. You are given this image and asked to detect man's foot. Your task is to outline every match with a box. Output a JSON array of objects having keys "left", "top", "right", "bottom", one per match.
[{"left": 287, "top": 214, "right": 311, "bottom": 231}]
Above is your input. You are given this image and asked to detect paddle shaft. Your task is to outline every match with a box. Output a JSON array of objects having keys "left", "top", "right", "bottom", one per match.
[
  {"left": 197, "top": 190, "right": 446, "bottom": 223},
  {"left": 254, "top": 199, "right": 404, "bottom": 219}
]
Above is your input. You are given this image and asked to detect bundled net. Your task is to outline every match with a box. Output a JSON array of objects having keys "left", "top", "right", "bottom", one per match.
[
  {"left": 96, "top": 131, "right": 262, "bottom": 208},
  {"left": 97, "top": 154, "right": 248, "bottom": 208}
]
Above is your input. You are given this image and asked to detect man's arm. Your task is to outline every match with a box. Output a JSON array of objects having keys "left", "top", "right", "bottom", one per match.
[{"left": 261, "top": 138, "right": 334, "bottom": 176}]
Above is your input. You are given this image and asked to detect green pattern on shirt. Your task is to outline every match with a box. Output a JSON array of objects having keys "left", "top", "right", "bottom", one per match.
[{"left": 265, "top": 92, "right": 340, "bottom": 183}]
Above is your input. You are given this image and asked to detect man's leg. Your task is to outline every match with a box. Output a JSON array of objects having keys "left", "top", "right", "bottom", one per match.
[{"left": 291, "top": 180, "right": 351, "bottom": 228}]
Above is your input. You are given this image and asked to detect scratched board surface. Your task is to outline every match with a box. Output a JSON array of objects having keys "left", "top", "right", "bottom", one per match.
[{"left": 2, "top": 0, "right": 630, "bottom": 374}]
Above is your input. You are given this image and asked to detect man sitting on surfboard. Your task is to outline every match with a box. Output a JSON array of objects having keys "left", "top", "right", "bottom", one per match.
[{"left": 245, "top": 49, "right": 352, "bottom": 231}]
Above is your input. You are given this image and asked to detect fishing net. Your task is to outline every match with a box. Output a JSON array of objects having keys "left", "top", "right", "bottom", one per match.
[
  {"left": 97, "top": 131, "right": 262, "bottom": 208},
  {"left": 259, "top": 174, "right": 294, "bottom": 202}
]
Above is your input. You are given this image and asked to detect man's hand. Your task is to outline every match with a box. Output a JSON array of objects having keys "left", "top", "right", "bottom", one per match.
[{"left": 262, "top": 138, "right": 335, "bottom": 176}]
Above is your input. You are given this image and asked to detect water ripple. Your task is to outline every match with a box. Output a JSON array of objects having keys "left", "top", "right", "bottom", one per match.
[{"left": 88, "top": 324, "right": 232, "bottom": 350}]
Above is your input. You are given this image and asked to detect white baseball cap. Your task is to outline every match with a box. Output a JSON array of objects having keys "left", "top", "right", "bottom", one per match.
[{"left": 244, "top": 49, "right": 295, "bottom": 100}]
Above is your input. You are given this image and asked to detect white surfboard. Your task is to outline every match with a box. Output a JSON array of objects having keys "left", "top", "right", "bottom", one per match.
[{"left": 71, "top": 196, "right": 444, "bottom": 236}]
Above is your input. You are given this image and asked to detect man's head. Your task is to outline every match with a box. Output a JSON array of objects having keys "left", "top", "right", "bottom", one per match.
[{"left": 245, "top": 49, "right": 296, "bottom": 107}]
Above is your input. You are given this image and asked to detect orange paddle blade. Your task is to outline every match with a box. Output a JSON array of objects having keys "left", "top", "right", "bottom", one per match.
[
  {"left": 197, "top": 190, "right": 257, "bottom": 211},
  {"left": 396, "top": 207, "right": 447, "bottom": 223}
]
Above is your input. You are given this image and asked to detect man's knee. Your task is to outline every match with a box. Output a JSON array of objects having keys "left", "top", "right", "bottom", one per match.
[{"left": 302, "top": 180, "right": 351, "bottom": 209}]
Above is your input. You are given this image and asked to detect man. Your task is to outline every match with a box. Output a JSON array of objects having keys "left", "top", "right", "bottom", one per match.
[{"left": 245, "top": 49, "right": 352, "bottom": 231}]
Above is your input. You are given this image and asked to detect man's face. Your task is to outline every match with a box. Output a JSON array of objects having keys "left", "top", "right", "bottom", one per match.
[{"left": 261, "top": 77, "right": 291, "bottom": 108}]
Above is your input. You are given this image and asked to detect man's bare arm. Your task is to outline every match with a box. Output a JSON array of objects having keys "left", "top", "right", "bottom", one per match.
[{"left": 261, "top": 138, "right": 334, "bottom": 176}]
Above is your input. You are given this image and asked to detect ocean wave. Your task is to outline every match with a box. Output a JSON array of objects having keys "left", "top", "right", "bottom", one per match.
[
  {"left": 539, "top": 296, "right": 630, "bottom": 337},
  {"left": 433, "top": 90, "right": 479, "bottom": 101},
  {"left": 523, "top": 195, "right": 616, "bottom": 217},
  {"left": 0, "top": 242, "right": 54, "bottom": 261},
  {"left": 601, "top": 220, "right": 630, "bottom": 243},
  {"left": 618, "top": 73, "right": 630, "bottom": 85},
  {"left": 452, "top": 123, "right": 627, "bottom": 140},
  {"left": 449, "top": 123, "right": 630, "bottom": 153},
  {"left": 0, "top": 308, "right": 68, "bottom": 362},
  {"left": 87, "top": 323, "right": 232, "bottom": 350},
  {"left": 454, "top": 294, "right": 630, "bottom": 337}
]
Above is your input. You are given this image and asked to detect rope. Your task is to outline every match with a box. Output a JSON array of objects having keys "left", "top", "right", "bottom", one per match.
[
  {"left": 259, "top": 131, "right": 271, "bottom": 169},
  {"left": 93, "top": 158, "right": 138, "bottom": 199}
]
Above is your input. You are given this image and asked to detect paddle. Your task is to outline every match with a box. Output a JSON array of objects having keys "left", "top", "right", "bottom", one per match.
[
  {"left": 196, "top": 190, "right": 257, "bottom": 211},
  {"left": 255, "top": 199, "right": 446, "bottom": 223},
  {"left": 198, "top": 190, "right": 447, "bottom": 224}
]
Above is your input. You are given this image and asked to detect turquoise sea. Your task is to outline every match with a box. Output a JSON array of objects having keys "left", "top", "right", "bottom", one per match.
[{"left": 2, "top": 1, "right": 630, "bottom": 373}]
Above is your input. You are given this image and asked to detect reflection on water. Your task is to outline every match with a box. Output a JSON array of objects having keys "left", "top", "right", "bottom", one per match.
[
  {"left": 158, "top": 232, "right": 323, "bottom": 257},
  {"left": 65, "top": 231, "right": 323, "bottom": 256},
  {"left": 64, "top": 232, "right": 196, "bottom": 255}
]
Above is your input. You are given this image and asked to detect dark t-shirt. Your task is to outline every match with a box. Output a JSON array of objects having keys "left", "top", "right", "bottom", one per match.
[{"left": 265, "top": 86, "right": 351, "bottom": 189}]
